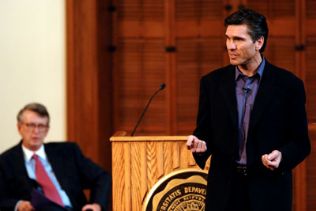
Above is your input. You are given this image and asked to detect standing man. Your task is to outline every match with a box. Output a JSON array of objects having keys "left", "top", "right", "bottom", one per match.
[
  {"left": 0, "top": 103, "right": 111, "bottom": 211},
  {"left": 186, "top": 8, "right": 310, "bottom": 211}
]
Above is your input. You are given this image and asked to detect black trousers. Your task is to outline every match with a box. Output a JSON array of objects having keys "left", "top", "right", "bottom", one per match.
[{"left": 225, "top": 172, "right": 250, "bottom": 211}]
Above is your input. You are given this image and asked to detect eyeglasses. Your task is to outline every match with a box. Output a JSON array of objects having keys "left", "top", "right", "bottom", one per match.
[{"left": 21, "top": 122, "right": 49, "bottom": 132}]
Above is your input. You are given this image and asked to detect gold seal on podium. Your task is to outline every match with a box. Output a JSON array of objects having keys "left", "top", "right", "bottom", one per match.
[{"left": 142, "top": 168, "right": 208, "bottom": 211}]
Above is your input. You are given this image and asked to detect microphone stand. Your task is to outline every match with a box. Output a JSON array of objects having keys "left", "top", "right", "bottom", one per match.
[{"left": 131, "top": 83, "right": 166, "bottom": 136}]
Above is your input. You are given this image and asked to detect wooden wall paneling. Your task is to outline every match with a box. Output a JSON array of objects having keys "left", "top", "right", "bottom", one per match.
[
  {"left": 293, "top": 1, "right": 308, "bottom": 210},
  {"left": 67, "top": 0, "right": 99, "bottom": 157},
  {"left": 305, "top": 37, "right": 316, "bottom": 123},
  {"left": 246, "top": 0, "right": 295, "bottom": 17},
  {"left": 113, "top": 0, "right": 167, "bottom": 135},
  {"left": 294, "top": 161, "right": 308, "bottom": 211},
  {"left": 305, "top": 0, "right": 316, "bottom": 209},
  {"left": 175, "top": 0, "right": 223, "bottom": 20},
  {"left": 175, "top": 0, "right": 224, "bottom": 37},
  {"left": 307, "top": 125, "right": 316, "bottom": 211},
  {"left": 97, "top": 0, "right": 114, "bottom": 172},
  {"left": 112, "top": 0, "right": 228, "bottom": 136},
  {"left": 165, "top": 0, "right": 176, "bottom": 135},
  {"left": 306, "top": 0, "right": 316, "bottom": 19},
  {"left": 296, "top": 0, "right": 305, "bottom": 84},
  {"left": 66, "top": 0, "right": 113, "bottom": 171},
  {"left": 141, "top": 41, "right": 168, "bottom": 134},
  {"left": 112, "top": 0, "right": 120, "bottom": 137},
  {"left": 114, "top": 40, "right": 142, "bottom": 131},
  {"left": 175, "top": 39, "right": 201, "bottom": 134},
  {"left": 175, "top": 38, "right": 225, "bottom": 134},
  {"left": 114, "top": 39, "right": 167, "bottom": 134},
  {"left": 174, "top": 0, "right": 226, "bottom": 134},
  {"left": 265, "top": 37, "right": 296, "bottom": 73},
  {"left": 247, "top": 0, "right": 298, "bottom": 73}
]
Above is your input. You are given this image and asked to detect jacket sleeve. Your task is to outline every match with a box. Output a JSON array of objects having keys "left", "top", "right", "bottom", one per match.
[
  {"left": 278, "top": 79, "right": 311, "bottom": 170},
  {"left": 0, "top": 166, "right": 16, "bottom": 210},
  {"left": 193, "top": 77, "right": 213, "bottom": 169},
  {"left": 72, "top": 143, "right": 111, "bottom": 211}
]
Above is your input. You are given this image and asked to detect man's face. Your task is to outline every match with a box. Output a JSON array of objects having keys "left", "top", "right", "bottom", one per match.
[
  {"left": 18, "top": 110, "right": 49, "bottom": 151},
  {"left": 225, "top": 24, "right": 263, "bottom": 66}
]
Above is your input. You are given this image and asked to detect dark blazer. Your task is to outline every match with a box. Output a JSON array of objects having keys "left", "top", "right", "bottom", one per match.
[
  {"left": 0, "top": 142, "right": 111, "bottom": 211},
  {"left": 193, "top": 61, "right": 311, "bottom": 211}
]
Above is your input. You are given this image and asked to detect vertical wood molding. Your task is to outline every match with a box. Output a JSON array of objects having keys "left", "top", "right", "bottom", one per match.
[
  {"left": 66, "top": 0, "right": 113, "bottom": 170},
  {"left": 66, "top": 0, "right": 99, "bottom": 161},
  {"left": 294, "top": 162, "right": 307, "bottom": 211},
  {"left": 294, "top": 1, "right": 307, "bottom": 210},
  {"left": 165, "top": 0, "right": 175, "bottom": 134}
]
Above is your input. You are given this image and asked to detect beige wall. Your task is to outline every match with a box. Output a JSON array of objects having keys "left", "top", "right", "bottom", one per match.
[{"left": 0, "top": 0, "right": 65, "bottom": 152}]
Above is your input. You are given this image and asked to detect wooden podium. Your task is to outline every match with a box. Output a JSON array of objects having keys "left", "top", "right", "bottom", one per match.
[{"left": 110, "top": 132, "right": 205, "bottom": 211}]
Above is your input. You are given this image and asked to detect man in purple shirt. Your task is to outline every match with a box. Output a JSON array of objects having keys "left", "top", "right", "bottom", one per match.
[{"left": 187, "top": 8, "right": 310, "bottom": 211}]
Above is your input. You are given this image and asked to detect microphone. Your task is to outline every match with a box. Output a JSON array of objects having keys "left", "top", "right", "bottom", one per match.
[{"left": 131, "top": 83, "right": 166, "bottom": 136}]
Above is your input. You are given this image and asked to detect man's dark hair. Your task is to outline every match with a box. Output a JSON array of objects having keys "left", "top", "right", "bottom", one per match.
[
  {"left": 17, "top": 102, "right": 50, "bottom": 125},
  {"left": 224, "top": 8, "right": 269, "bottom": 52}
]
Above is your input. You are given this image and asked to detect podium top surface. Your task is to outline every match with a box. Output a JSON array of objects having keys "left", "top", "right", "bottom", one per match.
[{"left": 110, "top": 135, "right": 188, "bottom": 142}]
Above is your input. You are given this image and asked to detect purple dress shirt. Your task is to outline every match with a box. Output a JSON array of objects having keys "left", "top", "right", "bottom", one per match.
[{"left": 235, "top": 59, "right": 265, "bottom": 165}]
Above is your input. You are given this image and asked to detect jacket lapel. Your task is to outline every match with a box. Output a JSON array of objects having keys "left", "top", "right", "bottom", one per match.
[
  {"left": 249, "top": 62, "right": 276, "bottom": 130},
  {"left": 219, "top": 66, "right": 238, "bottom": 127},
  {"left": 12, "top": 143, "right": 38, "bottom": 191},
  {"left": 15, "top": 143, "right": 30, "bottom": 178}
]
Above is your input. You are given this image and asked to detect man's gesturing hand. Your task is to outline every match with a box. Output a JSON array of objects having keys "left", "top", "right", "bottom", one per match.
[
  {"left": 82, "top": 203, "right": 101, "bottom": 211},
  {"left": 186, "top": 135, "right": 207, "bottom": 153},
  {"left": 261, "top": 150, "right": 282, "bottom": 170}
]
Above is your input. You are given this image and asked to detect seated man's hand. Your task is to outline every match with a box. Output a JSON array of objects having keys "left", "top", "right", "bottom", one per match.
[
  {"left": 17, "top": 200, "right": 34, "bottom": 211},
  {"left": 82, "top": 203, "right": 101, "bottom": 211}
]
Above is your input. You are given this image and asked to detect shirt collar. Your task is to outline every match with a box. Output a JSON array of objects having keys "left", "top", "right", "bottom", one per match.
[
  {"left": 235, "top": 58, "right": 265, "bottom": 81},
  {"left": 22, "top": 144, "right": 47, "bottom": 162}
]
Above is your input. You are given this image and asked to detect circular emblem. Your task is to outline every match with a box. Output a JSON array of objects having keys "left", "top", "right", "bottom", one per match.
[{"left": 142, "top": 168, "right": 208, "bottom": 211}]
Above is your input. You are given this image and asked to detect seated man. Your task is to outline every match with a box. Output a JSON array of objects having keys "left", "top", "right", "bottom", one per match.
[{"left": 0, "top": 103, "right": 111, "bottom": 211}]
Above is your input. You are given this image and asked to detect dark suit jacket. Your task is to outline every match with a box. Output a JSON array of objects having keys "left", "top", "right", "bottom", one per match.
[
  {"left": 0, "top": 142, "right": 111, "bottom": 211},
  {"left": 193, "top": 61, "right": 311, "bottom": 211}
]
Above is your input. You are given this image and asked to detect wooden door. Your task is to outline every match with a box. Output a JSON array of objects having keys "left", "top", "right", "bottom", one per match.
[{"left": 112, "top": 0, "right": 228, "bottom": 135}]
